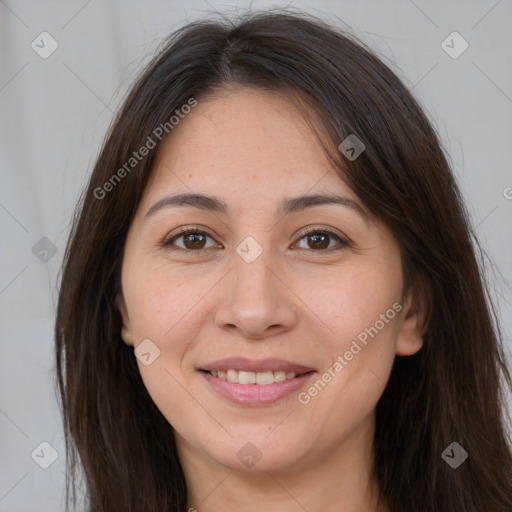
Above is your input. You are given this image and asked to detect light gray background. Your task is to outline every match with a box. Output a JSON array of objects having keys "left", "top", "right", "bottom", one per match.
[{"left": 1, "top": 1, "right": 511, "bottom": 511}]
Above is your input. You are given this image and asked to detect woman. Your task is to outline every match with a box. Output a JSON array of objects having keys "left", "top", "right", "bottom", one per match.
[{"left": 55, "top": 9, "right": 512, "bottom": 512}]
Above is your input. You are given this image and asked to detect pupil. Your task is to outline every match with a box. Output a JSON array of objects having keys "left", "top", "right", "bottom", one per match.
[
  {"left": 310, "top": 233, "right": 328, "bottom": 250},
  {"left": 185, "top": 233, "right": 205, "bottom": 249}
]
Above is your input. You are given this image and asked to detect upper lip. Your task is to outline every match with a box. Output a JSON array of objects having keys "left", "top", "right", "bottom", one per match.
[{"left": 199, "top": 357, "right": 315, "bottom": 374}]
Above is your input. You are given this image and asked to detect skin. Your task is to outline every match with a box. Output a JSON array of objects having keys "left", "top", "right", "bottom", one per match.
[{"left": 117, "top": 87, "right": 427, "bottom": 512}]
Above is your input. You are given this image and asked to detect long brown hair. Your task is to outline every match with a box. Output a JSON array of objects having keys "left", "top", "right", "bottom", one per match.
[{"left": 55, "top": 9, "right": 512, "bottom": 511}]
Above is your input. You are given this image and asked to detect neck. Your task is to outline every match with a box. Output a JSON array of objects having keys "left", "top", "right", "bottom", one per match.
[{"left": 176, "top": 412, "right": 389, "bottom": 512}]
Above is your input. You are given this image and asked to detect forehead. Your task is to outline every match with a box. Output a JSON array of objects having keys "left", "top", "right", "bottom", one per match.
[{"left": 141, "top": 87, "right": 358, "bottom": 212}]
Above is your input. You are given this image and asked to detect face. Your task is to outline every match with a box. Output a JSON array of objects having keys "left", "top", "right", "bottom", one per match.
[{"left": 117, "top": 87, "right": 424, "bottom": 474}]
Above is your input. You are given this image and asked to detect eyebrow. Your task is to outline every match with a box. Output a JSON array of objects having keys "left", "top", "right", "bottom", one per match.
[{"left": 144, "top": 192, "right": 368, "bottom": 221}]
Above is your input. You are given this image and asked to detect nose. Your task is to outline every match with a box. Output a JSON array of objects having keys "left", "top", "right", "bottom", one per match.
[{"left": 214, "top": 249, "right": 298, "bottom": 340}]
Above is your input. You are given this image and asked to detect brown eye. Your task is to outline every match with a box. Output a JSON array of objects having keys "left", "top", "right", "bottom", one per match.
[
  {"left": 309, "top": 233, "right": 329, "bottom": 250},
  {"left": 181, "top": 232, "right": 207, "bottom": 250},
  {"left": 294, "top": 229, "right": 348, "bottom": 251},
  {"left": 163, "top": 229, "right": 218, "bottom": 251}
]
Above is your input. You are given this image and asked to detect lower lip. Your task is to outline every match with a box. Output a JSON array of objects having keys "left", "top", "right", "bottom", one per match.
[{"left": 200, "top": 371, "right": 316, "bottom": 406}]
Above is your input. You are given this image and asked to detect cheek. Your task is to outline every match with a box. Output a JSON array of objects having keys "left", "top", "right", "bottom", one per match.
[
  {"left": 124, "top": 273, "right": 205, "bottom": 426},
  {"left": 123, "top": 267, "right": 214, "bottom": 396},
  {"left": 303, "top": 262, "right": 402, "bottom": 344},
  {"left": 123, "top": 265, "right": 208, "bottom": 342},
  {"left": 298, "top": 264, "right": 401, "bottom": 400}
]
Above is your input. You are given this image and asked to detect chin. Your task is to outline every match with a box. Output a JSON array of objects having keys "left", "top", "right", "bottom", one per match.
[{"left": 204, "top": 432, "right": 310, "bottom": 473}]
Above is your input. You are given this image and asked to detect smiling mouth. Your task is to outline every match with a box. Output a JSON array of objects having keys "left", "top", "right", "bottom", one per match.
[{"left": 201, "top": 369, "right": 313, "bottom": 385}]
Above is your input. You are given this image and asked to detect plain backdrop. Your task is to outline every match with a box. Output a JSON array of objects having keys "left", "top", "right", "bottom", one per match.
[{"left": 1, "top": 1, "right": 511, "bottom": 511}]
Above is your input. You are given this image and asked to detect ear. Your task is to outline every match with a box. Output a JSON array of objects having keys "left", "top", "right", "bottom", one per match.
[
  {"left": 116, "top": 293, "right": 134, "bottom": 347},
  {"left": 395, "top": 276, "right": 430, "bottom": 356}
]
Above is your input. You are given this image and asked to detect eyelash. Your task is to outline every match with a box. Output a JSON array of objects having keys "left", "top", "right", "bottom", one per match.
[{"left": 161, "top": 225, "right": 350, "bottom": 253}]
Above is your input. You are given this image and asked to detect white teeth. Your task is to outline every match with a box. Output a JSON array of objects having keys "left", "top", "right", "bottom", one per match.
[
  {"left": 238, "top": 371, "right": 256, "bottom": 384},
  {"left": 255, "top": 371, "right": 274, "bottom": 385},
  {"left": 226, "top": 369, "right": 238, "bottom": 383},
  {"left": 209, "top": 369, "right": 299, "bottom": 385},
  {"left": 273, "top": 371, "right": 287, "bottom": 382}
]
